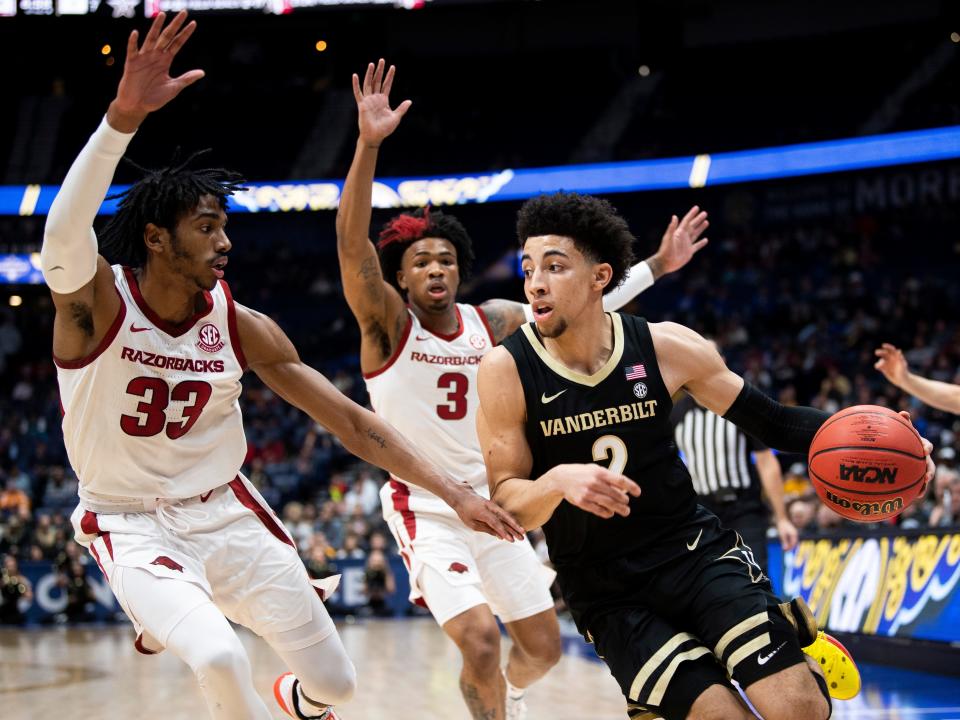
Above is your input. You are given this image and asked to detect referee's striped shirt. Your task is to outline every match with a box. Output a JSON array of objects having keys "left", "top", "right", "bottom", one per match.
[{"left": 672, "top": 397, "right": 765, "bottom": 498}]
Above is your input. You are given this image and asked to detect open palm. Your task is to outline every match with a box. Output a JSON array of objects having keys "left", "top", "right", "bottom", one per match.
[
  {"left": 114, "top": 11, "right": 204, "bottom": 118},
  {"left": 352, "top": 59, "right": 412, "bottom": 147}
]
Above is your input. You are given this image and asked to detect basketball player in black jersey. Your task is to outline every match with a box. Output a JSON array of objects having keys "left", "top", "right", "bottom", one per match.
[{"left": 476, "top": 192, "right": 937, "bottom": 720}]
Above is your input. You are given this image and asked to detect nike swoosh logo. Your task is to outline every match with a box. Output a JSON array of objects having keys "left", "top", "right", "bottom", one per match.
[
  {"left": 199, "top": 490, "right": 213, "bottom": 503},
  {"left": 541, "top": 390, "right": 567, "bottom": 404},
  {"left": 130, "top": 324, "right": 151, "bottom": 333},
  {"left": 757, "top": 641, "right": 787, "bottom": 665},
  {"left": 49, "top": 265, "right": 64, "bottom": 271},
  {"left": 415, "top": 335, "right": 431, "bottom": 341},
  {"left": 686, "top": 528, "right": 703, "bottom": 551}
]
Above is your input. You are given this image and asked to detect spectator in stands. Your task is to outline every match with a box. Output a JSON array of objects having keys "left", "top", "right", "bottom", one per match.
[
  {"left": 342, "top": 471, "right": 380, "bottom": 517},
  {"left": 58, "top": 559, "right": 94, "bottom": 623},
  {"left": 336, "top": 533, "right": 366, "bottom": 561},
  {"left": 0, "top": 476, "right": 30, "bottom": 517},
  {"left": 362, "top": 549, "right": 395, "bottom": 617},
  {"left": 0, "top": 554, "right": 32, "bottom": 625},
  {"left": 40, "top": 465, "right": 77, "bottom": 511}
]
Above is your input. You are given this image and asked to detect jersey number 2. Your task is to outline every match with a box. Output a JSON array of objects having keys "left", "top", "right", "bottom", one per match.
[
  {"left": 592, "top": 434, "right": 628, "bottom": 475},
  {"left": 120, "top": 377, "right": 213, "bottom": 439},
  {"left": 437, "top": 372, "right": 468, "bottom": 420}
]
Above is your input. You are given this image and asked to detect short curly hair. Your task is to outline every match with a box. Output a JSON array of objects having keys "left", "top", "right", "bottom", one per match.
[
  {"left": 377, "top": 206, "right": 475, "bottom": 294},
  {"left": 516, "top": 192, "right": 636, "bottom": 294}
]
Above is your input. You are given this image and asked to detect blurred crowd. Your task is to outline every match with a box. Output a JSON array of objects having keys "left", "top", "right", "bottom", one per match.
[{"left": 2, "top": 200, "right": 960, "bottom": 625}]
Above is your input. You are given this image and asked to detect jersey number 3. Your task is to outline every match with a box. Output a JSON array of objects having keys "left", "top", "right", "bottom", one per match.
[
  {"left": 121, "top": 377, "right": 213, "bottom": 439},
  {"left": 437, "top": 372, "right": 468, "bottom": 420}
]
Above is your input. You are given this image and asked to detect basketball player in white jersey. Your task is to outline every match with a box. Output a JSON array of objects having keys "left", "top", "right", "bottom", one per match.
[
  {"left": 336, "top": 60, "right": 709, "bottom": 720},
  {"left": 40, "top": 14, "right": 522, "bottom": 720}
]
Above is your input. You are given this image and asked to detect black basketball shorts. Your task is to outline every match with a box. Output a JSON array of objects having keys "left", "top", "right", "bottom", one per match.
[{"left": 574, "top": 514, "right": 805, "bottom": 720}]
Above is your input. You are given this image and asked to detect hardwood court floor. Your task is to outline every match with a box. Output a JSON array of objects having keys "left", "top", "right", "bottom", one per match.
[{"left": 0, "top": 618, "right": 626, "bottom": 719}]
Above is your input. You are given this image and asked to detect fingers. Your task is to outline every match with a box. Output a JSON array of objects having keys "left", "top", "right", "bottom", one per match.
[
  {"left": 920, "top": 436, "right": 933, "bottom": 456},
  {"left": 583, "top": 485, "right": 632, "bottom": 517},
  {"left": 597, "top": 468, "right": 641, "bottom": 496},
  {"left": 157, "top": 9, "right": 188, "bottom": 50},
  {"left": 143, "top": 11, "right": 166, "bottom": 50},
  {"left": 126, "top": 29, "right": 140, "bottom": 59},
  {"left": 174, "top": 69, "right": 205, "bottom": 90},
  {"left": 489, "top": 503, "right": 525, "bottom": 539},
  {"left": 396, "top": 99, "right": 413, "bottom": 117},
  {"left": 382, "top": 64, "right": 396, "bottom": 97},
  {"left": 351, "top": 73, "right": 363, "bottom": 104},
  {"left": 583, "top": 500, "right": 615, "bottom": 519},
  {"left": 372, "top": 58, "right": 385, "bottom": 94},
  {"left": 166, "top": 19, "right": 198, "bottom": 56},
  {"left": 362, "top": 62, "right": 375, "bottom": 96},
  {"left": 681, "top": 205, "right": 699, "bottom": 224},
  {"left": 898, "top": 410, "right": 912, "bottom": 423},
  {"left": 691, "top": 238, "right": 709, "bottom": 253}
]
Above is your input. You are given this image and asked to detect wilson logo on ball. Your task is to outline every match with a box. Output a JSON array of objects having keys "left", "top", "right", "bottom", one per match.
[
  {"left": 838, "top": 464, "right": 898, "bottom": 484},
  {"left": 825, "top": 491, "right": 903, "bottom": 517}
]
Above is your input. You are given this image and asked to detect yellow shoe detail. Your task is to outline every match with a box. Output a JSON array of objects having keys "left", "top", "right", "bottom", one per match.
[{"left": 803, "top": 631, "right": 861, "bottom": 701}]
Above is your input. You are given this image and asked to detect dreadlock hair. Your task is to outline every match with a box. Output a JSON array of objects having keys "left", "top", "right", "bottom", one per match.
[
  {"left": 376, "top": 206, "right": 475, "bottom": 294},
  {"left": 98, "top": 149, "right": 247, "bottom": 268},
  {"left": 516, "top": 192, "right": 637, "bottom": 294}
]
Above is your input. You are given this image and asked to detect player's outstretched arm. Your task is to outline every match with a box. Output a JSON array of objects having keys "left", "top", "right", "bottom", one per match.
[
  {"left": 476, "top": 347, "right": 640, "bottom": 528},
  {"left": 237, "top": 303, "right": 524, "bottom": 542},
  {"left": 42, "top": 11, "right": 203, "bottom": 363},
  {"left": 875, "top": 343, "right": 960, "bottom": 414},
  {"left": 478, "top": 207, "right": 708, "bottom": 344},
  {"left": 335, "top": 59, "right": 411, "bottom": 368},
  {"left": 653, "top": 322, "right": 936, "bottom": 493}
]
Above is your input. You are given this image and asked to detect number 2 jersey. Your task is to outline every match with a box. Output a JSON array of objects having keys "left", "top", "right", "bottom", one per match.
[
  {"left": 363, "top": 304, "right": 496, "bottom": 514},
  {"left": 500, "top": 312, "right": 700, "bottom": 572},
  {"left": 55, "top": 265, "right": 247, "bottom": 506}
]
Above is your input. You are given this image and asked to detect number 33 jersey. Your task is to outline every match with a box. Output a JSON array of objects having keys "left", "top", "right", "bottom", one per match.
[
  {"left": 55, "top": 265, "right": 247, "bottom": 504},
  {"left": 500, "top": 312, "right": 699, "bottom": 571},
  {"left": 364, "top": 304, "right": 496, "bottom": 512}
]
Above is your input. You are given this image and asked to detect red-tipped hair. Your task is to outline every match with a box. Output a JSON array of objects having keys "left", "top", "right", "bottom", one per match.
[{"left": 377, "top": 206, "right": 432, "bottom": 249}]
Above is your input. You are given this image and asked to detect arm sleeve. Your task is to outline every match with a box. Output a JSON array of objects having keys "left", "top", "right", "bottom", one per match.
[
  {"left": 602, "top": 260, "right": 654, "bottom": 312},
  {"left": 41, "top": 117, "right": 136, "bottom": 294},
  {"left": 722, "top": 382, "right": 830, "bottom": 454}
]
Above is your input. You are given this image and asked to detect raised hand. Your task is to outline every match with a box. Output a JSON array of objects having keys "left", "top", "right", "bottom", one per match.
[
  {"left": 352, "top": 58, "right": 413, "bottom": 148},
  {"left": 652, "top": 206, "right": 709, "bottom": 276},
  {"left": 450, "top": 487, "right": 526, "bottom": 542},
  {"left": 108, "top": 11, "right": 204, "bottom": 132},
  {"left": 557, "top": 464, "right": 641, "bottom": 519},
  {"left": 874, "top": 343, "right": 909, "bottom": 387}
]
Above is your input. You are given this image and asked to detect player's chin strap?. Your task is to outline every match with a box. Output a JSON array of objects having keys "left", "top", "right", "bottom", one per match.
[{"left": 722, "top": 382, "right": 831, "bottom": 455}]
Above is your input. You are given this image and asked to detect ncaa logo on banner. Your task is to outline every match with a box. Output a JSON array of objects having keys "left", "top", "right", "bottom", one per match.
[
  {"left": 633, "top": 382, "right": 648, "bottom": 399},
  {"left": 197, "top": 323, "right": 225, "bottom": 353}
]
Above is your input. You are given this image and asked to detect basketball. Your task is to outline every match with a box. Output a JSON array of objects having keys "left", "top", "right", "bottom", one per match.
[{"left": 808, "top": 405, "right": 927, "bottom": 522}]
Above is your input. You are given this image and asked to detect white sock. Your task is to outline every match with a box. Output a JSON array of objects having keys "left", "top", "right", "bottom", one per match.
[{"left": 505, "top": 675, "right": 526, "bottom": 700}]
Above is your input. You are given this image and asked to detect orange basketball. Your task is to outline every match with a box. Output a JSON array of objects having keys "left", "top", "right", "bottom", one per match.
[{"left": 808, "top": 405, "right": 927, "bottom": 522}]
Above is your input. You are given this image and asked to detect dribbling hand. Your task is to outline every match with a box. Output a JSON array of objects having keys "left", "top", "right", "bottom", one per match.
[
  {"left": 450, "top": 487, "right": 526, "bottom": 542},
  {"left": 898, "top": 410, "right": 936, "bottom": 502},
  {"left": 557, "top": 464, "right": 641, "bottom": 519},
  {"left": 109, "top": 11, "right": 204, "bottom": 131},
  {"left": 352, "top": 59, "right": 413, "bottom": 148}
]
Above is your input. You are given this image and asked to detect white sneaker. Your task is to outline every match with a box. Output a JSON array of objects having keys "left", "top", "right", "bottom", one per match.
[
  {"left": 273, "top": 672, "right": 340, "bottom": 719},
  {"left": 505, "top": 692, "right": 528, "bottom": 720}
]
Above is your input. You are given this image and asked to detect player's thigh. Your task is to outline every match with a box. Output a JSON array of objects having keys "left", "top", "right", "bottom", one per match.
[
  {"left": 210, "top": 518, "right": 334, "bottom": 641},
  {"left": 472, "top": 533, "right": 555, "bottom": 624},
  {"left": 680, "top": 531, "right": 805, "bottom": 693},
  {"left": 586, "top": 605, "right": 731, "bottom": 720},
  {"left": 113, "top": 565, "right": 216, "bottom": 651}
]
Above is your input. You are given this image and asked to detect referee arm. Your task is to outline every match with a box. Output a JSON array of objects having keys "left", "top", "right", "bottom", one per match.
[{"left": 477, "top": 347, "right": 640, "bottom": 529}]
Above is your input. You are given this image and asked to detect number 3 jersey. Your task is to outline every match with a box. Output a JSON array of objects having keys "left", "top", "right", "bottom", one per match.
[
  {"left": 500, "top": 312, "right": 699, "bottom": 572},
  {"left": 363, "top": 304, "right": 496, "bottom": 514},
  {"left": 55, "top": 265, "right": 247, "bottom": 505}
]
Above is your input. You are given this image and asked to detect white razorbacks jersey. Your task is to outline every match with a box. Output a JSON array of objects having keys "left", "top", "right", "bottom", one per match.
[
  {"left": 56, "top": 265, "right": 247, "bottom": 504},
  {"left": 365, "top": 304, "right": 495, "bottom": 514}
]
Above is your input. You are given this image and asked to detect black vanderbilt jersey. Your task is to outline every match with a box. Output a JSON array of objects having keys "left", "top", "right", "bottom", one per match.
[{"left": 501, "top": 312, "right": 699, "bottom": 571}]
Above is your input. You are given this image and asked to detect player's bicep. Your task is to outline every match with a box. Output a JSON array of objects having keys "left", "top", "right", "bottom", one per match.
[
  {"left": 338, "top": 239, "right": 406, "bottom": 331},
  {"left": 477, "top": 348, "right": 532, "bottom": 494},
  {"left": 478, "top": 299, "right": 528, "bottom": 344}
]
